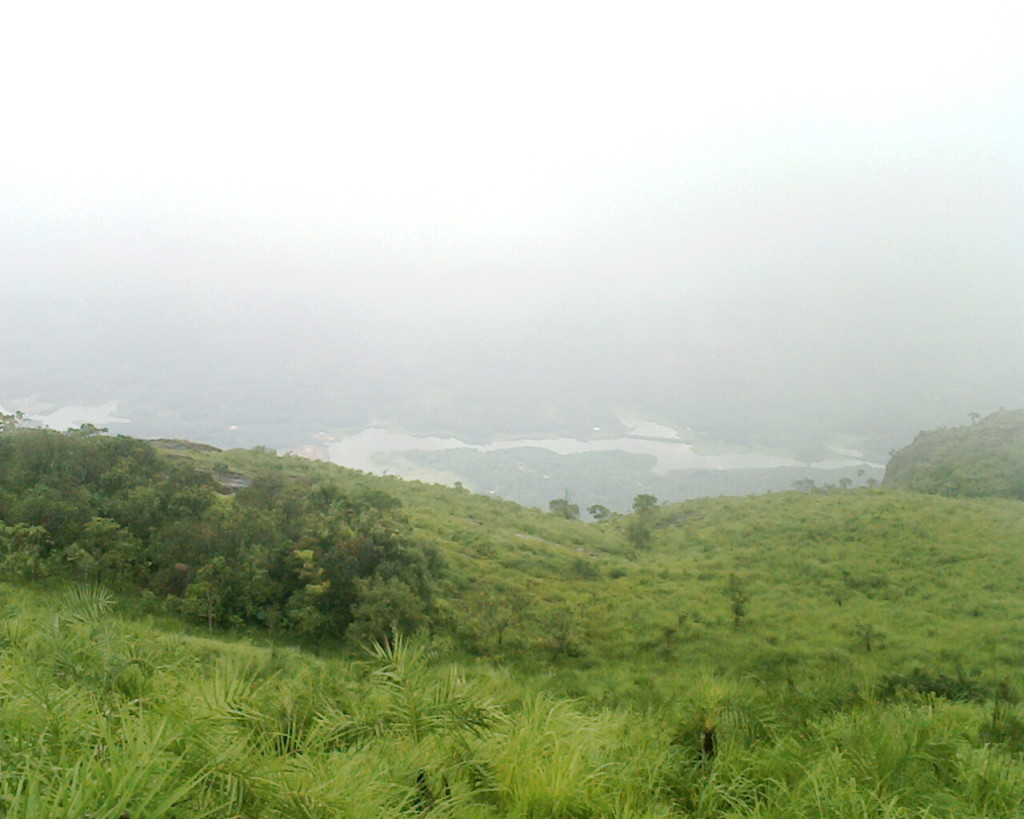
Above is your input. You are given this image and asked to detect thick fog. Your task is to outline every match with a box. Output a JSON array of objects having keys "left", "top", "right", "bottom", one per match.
[{"left": 2, "top": 1, "right": 1022, "bottom": 463}]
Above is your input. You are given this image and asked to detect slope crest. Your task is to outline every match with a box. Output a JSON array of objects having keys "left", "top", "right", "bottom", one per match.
[{"left": 883, "top": 409, "right": 1024, "bottom": 499}]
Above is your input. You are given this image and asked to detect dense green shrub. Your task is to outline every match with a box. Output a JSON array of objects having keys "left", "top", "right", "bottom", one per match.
[
  {"left": 878, "top": 667, "right": 990, "bottom": 703},
  {"left": 0, "top": 429, "right": 440, "bottom": 642}
]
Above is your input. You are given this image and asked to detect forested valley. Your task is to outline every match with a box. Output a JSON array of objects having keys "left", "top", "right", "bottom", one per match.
[{"left": 3, "top": 410, "right": 1024, "bottom": 816}]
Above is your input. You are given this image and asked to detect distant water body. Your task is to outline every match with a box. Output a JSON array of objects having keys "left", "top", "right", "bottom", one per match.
[
  {"left": 328, "top": 427, "right": 883, "bottom": 476},
  {"left": 6, "top": 402, "right": 882, "bottom": 478},
  {"left": 6, "top": 401, "right": 131, "bottom": 431}
]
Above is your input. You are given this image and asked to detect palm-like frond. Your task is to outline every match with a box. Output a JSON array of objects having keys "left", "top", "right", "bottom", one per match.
[{"left": 57, "top": 583, "right": 115, "bottom": 624}]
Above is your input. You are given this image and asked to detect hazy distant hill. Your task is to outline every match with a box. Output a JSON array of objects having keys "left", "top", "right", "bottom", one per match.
[{"left": 883, "top": 408, "right": 1024, "bottom": 499}]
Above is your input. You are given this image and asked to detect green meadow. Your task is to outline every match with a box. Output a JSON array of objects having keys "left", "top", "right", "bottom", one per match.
[{"left": 3, "top": 412, "right": 1024, "bottom": 816}]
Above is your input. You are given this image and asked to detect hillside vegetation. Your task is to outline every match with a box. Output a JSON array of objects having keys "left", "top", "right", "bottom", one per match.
[
  {"left": 4, "top": 579, "right": 1024, "bottom": 817},
  {"left": 0, "top": 429, "right": 442, "bottom": 645},
  {"left": 884, "top": 409, "right": 1024, "bottom": 499},
  {"left": 3, "top": 421, "right": 1024, "bottom": 814}
]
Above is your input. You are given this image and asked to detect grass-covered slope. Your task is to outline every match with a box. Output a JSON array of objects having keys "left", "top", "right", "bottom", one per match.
[
  {"left": 116, "top": 439, "right": 1024, "bottom": 716},
  {"left": 5, "top": 427, "right": 1024, "bottom": 689},
  {"left": 3, "top": 583, "right": 1024, "bottom": 817},
  {"left": 6, "top": 428, "right": 1024, "bottom": 813},
  {"left": 884, "top": 408, "right": 1024, "bottom": 499}
]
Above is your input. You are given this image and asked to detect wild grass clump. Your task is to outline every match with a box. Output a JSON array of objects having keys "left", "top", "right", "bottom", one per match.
[{"left": 1, "top": 589, "right": 685, "bottom": 816}]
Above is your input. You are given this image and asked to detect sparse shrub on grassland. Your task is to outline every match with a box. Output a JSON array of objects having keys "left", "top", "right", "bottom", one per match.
[{"left": 878, "top": 666, "right": 991, "bottom": 703}]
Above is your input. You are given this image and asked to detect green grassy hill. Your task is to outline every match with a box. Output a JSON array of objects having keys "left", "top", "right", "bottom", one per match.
[
  {"left": 175, "top": 442, "right": 1024, "bottom": 688},
  {"left": 4, "top": 426, "right": 1024, "bottom": 814},
  {"left": 884, "top": 408, "right": 1024, "bottom": 499},
  {"left": 4, "top": 429, "right": 1022, "bottom": 689}
]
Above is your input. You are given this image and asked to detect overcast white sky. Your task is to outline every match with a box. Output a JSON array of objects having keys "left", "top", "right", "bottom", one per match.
[{"left": 2, "top": 0, "right": 1023, "bottom": 447}]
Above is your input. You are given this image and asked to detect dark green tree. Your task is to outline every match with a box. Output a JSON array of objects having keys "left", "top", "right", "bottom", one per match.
[
  {"left": 549, "top": 492, "right": 580, "bottom": 520},
  {"left": 0, "top": 523, "right": 48, "bottom": 581},
  {"left": 347, "top": 575, "right": 429, "bottom": 647},
  {"left": 625, "top": 517, "right": 652, "bottom": 551},
  {"left": 182, "top": 556, "right": 235, "bottom": 630},
  {"left": 0, "top": 410, "right": 24, "bottom": 433},
  {"left": 632, "top": 494, "right": 658, "bottom": 514},
  {"left": 625, "top": 493, "right": 658, "bottom": 550},
  {"left": 727, "top": 573, "right": 748, "bottom": 629}
]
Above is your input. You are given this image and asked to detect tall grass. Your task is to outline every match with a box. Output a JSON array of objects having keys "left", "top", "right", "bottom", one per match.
[{"left": 4, "top": 579, "right": 1024, "bottom": 816}]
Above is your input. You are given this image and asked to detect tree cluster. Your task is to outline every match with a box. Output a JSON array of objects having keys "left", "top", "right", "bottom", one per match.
[{"left": 0, "top": 428, "right": 441, "bottom": 642}]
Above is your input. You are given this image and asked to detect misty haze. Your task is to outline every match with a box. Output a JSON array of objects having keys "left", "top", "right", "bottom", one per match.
[{"left": 2, "top": 1, "right": 1021, "bottom": 510}]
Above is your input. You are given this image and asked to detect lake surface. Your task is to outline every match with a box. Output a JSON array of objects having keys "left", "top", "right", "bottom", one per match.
[
  {"left": 15, "top": 401, "right": 131, "bottom": 431},
  {"left": 328, "top": 426, "right": 883, "bottom": 476},
  {"left": 7, "top": 401, "right": 883, "bottom": 484}
]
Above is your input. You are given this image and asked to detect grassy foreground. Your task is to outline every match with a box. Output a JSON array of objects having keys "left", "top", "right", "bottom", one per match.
[{"left": 3, "top": 583, "right": 1024, "bottom": 817}]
